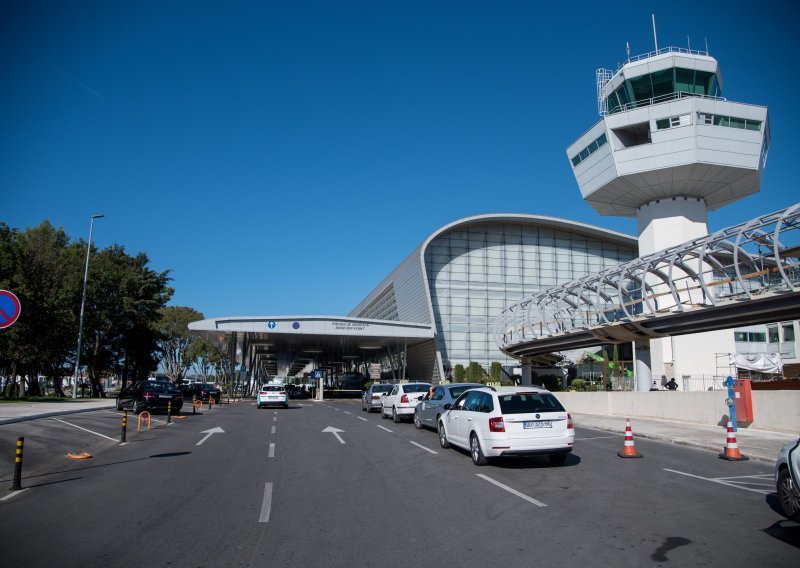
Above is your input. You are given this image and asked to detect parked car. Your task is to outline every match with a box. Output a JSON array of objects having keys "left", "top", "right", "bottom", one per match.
[
  {"left": 414, "top": 383, "right": 484, "bottom": 430},
  {"left": 257, "top": 384, "right": 289, "bottom": 408},
  {"left": 179, "top": 382, "right": 221, "bottom": 404},
  {"left": 116, "top": 379, "right": 184, "bottom": 415},
  {"left": 361, "top": 383, "right": 393, "bottom": 412},
  {"left": 438, "top": 386, "right": 574, "bottom": 466},
  {"left": 775, "top": 437, "right": 800, "bottom": 521},
  {"left": 381, "top": 382, "right": 431, "bottom": 423}
]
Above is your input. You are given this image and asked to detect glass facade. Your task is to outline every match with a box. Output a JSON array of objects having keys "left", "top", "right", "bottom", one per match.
[
  {"left": 606, "top": 67, "right": 721, "bottom": 114},
  {"left": 423, "top": 222, "right": 636, "bottom": 373}
]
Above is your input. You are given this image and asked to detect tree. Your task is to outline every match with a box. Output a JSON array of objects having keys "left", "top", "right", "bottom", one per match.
[
  {"left": 490, "top": 361, "right": 503, "bottom": 382},
  {"left": 453, "top": 363, "right": 466, "bottom": 381},
  {"left": 186, "top": 338, "right": 224, "bottom": 383},
  {"left": 157, "top": 306, "right": 204, "bottom": 384},
  {"left": 466, "top": 361, "right": 485, "bottom": 381}
]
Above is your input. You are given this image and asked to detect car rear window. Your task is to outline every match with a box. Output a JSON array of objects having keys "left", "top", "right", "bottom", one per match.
[
  {"left": 403, "top": 384, "right": 430, "bottom": 393},
  {"left": 263, "top": 386, "right": 284, "bottom": 392},
  {"left": 498, "top": 393, "right": 565, "bottom": 414},
  {"left": 449, "top": 385, "right": 481, "bottom": 398},
  {"left": 145, "top": 381, "right": 176, "bottom": 393},
  {"left": 372, "top": 385, "right": 392, "bottom": 393},
  {"left": 199, "top": 384, "right": 215, "bottom": 390}
]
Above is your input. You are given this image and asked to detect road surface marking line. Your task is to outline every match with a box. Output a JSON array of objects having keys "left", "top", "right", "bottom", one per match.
[
  {"left": 663, "top": 469, "right": 772, "bottom": 495},
  {"left": 268, "top": 443, "right": 275, "bottom": 458},
  {"left": 1, "top": 488, "right": 28, "bottom": 501},
  {"left": 273, "top": 417, "right": 277, "bottom": 422},
  {"left": 577, "top": 436, "right": 617, "bottom": 440},
  {"left": 259, "top": 483, "right": 273, "bottom": 523},
  {"left": 52, "top": 418, "right": 117, "bottom": 441},
  {"left": 476, "top": 474, "right": 547, "bottom": 507},
  {"left": 409, "top": 441, "right": 437, "bottom": 454},
  {"left": 271, "top": 426, "right": 276, "bottom": 435},
  {"left": 344, "top": 411, "right": 352, "bottom": 415},
  {"left": 357, "top": 417, "right": 368, "bottom": 422},
  {"left": 377, "top": 425, "right": 393, "bottom": 433}
]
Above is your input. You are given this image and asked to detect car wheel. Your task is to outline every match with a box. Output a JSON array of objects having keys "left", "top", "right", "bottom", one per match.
[
  {"left": 257, "top": 403, "right": 262, "bottom": 409},
  {"left": 284, "top": 403, "right": 289, "bottom": 409},
  {"left": 413, "top": 411, "right": 423, "bottom": 429},
  {"left": 549, "top": 451, "right": 569, "bottom": 465},
  {"left": 470, "top": 434, "right": 487, "bottom": 466},
  {"left": 381, "top": 406, "right": 388, "bottom": 419},
  {"left": 777, "top": 467, "right": 800, "bottom": 521},
  {"left": 438, "top": 421, "right": 450, "bottom": 449},
  {"left": 392, "top": 407, "right": 400, "bottom": 423}
]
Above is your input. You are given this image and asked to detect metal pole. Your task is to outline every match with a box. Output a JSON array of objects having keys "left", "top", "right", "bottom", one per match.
[
  {"left": 120, "top": 411, "right": 127, "bottom": 443},
  {"left": 73, "top": 214, "right": 104, "bottom": 399}
]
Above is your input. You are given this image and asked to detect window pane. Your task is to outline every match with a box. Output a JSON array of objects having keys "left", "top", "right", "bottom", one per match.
[
  {"left": 651, "top": 68, "right": 673, "bottom": 98},
  {"left": 571, "top": 155, "right": 581, "bottom": 167},
  {"left": 675, "top": 67, "right": 694, "bottom": 94},
  {"left": 768, "top": 326, "right": 779, "bottom": 343},
  {"left": 729, "top": 117, "right": 746, "bottom": 129},
  {"left": 596, "top": 132, "right": 608, "bottom": 147},
  {"left": 629, "top": 75, "right": 653, "bottom": 102},
  {"left": 656, "top": 118, "right": 670, "bottom": 130},
  {"left": 745, "top": 120, "right": 761, "bottom": 131},
  {"left": 783, "top": 324, "right": 795, "bottom": 341}
]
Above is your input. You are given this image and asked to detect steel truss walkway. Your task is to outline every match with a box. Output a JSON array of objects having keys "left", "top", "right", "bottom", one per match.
[{"left": 494, "top": 203, "right": 800, "bottom": 359}]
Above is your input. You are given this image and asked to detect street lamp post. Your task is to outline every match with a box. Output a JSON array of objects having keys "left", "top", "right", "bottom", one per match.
[{"left": 72, "top": 214, "right": 104, "bottom": 399}]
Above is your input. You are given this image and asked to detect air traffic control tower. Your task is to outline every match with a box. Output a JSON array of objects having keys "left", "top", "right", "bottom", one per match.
[{"left": 566, "top": 45, "right": 770, "bottom": 389}]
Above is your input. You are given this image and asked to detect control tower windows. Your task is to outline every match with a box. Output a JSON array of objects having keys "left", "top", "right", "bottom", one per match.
[
  {"left": 570, "top": 132, "right": 608, "bottom": 167},
  {"left": 611, "top": 121, "right": 650, "bottom": 149},
  {"left": 605, "top": 68, "right": 721, "bottom": 114},
  {"left": 698, "top": 113, "right": 762, "bottom": 132},
  {"left": 656, "top": 113, "right": 691, "bottom": 130}
]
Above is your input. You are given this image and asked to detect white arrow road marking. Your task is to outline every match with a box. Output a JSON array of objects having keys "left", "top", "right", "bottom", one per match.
[
  {"left": 322, "top": 426, "right": 346, "bottom": 444},
  {"left": 196, "top": 426, "right": 225, "bottom": 446},
  {"left": 259, "top": 483, "right": 273, "bottom": 522}
]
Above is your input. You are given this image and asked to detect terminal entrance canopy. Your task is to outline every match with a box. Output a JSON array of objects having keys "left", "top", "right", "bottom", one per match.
[{"left": 188, "top": 315, "right": 434, "bottom": 386}]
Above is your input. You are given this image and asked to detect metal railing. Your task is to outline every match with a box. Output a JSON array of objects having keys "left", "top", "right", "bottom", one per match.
[
  {"left": 619, "top": 46, "right": 710, "bottom": 71},
  {"left": 494, "top": 203, "right": 800, "bottom": 351},
  {"left": 607, "top": 90, "right": 726, "bottom": 115}
]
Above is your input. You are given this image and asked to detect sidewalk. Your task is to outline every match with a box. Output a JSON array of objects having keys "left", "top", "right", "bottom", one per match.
[
  {"left": 0, "top": 399, "right": 116, "bottom": 425},
  {"left": 573, "top": 412, "right": 798, "bottom": 464}
]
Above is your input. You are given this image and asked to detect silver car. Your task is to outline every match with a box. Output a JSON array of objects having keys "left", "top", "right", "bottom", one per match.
[
  {"left": 414, "top": 383, "right": 484, "bottom": 430},
  {"left": 361, "top": 383, "right": 392, "bottom": 412},
  {"left": 775, "top": 437, "right": 800, "bottom": 521}
]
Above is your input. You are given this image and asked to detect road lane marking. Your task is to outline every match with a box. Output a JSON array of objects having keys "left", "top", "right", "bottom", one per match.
[
  {"left": 196, "top": 426, "right": 225, "bottom": 446},
  {"left": 259, "top": 483, "right": 273, "bottom": 522},
  {"left": 409, "top": 441, "right": 437, "bottom": 454},
  {"left": 664, "top": 469, "right": 772, "bottom": 495},
  {"left": 271, "top": 426, "right": 276, "bottom": 434},
  {"left": 344, "top": 411, "right": 352, "bottom": 415},
  {"left": 322, "top": 426, "right": 346, "bottom": 444},
  {"left": 377, "top": 425, "right": 393, "bottom": 433},
  {"left": 268, "top": 443, "right": 275, "bottom": 458},
  {"left": 357, "top": 417, "right": 368, "bottom": 422},
  {"left": 52, "top": 418, "right": 117, "bottom": 441},
  {"left": 1, "top": 489, "right": 28, "bottom": 501},
  {"left": 273, "top": 417, "right": 277, "bottom": 422},
  {"left": 476, "top": 474, "right": 547, "bottom": 507},
  {"left": 577, "top": 436, "right": 616, "bottom": 441}
]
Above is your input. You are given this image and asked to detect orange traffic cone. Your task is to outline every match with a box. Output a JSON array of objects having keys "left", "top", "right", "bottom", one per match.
[
  {"left": 718, "top": 419, "right": 749, "bottom": 461},
  {"left": 617, "top": 418, "right": 643, "bottom": 458}
]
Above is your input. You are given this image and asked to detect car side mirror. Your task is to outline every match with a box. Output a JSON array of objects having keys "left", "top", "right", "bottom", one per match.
[{"left": 443, "top": 403, "right": 452, "bottom": 410}]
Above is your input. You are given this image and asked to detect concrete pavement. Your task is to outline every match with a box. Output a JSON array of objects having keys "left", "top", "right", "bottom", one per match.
[{"left": 573, "top": 412, "right": 797, "bottom": 464}]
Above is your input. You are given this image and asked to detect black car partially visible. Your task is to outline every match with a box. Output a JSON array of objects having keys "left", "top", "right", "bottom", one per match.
[
  {"left": 116, "top": 380, "right": 184, "bottom": 414},
  {"left": 179, "top": 383, "right": 222, "bottom": 404}
]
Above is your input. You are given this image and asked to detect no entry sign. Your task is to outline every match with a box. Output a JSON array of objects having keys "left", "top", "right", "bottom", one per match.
[{"left": 0, "top": 290, "right": 21, "bottom": 329}]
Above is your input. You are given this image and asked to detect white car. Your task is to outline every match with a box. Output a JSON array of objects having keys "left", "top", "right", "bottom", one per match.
[
  {"left": 775, "top": 437, "right": 800, "bottom": 521},
  {"left": 438, "top": 386, "right": 574, "bottom": 466},
  {"left": 257, "top": 385, "right": 289, "bottom": 409},
  {"left": 381, "top": 382, "right": 431, "bottom": 423}
]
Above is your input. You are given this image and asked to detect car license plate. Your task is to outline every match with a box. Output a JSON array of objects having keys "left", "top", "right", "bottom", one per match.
[
  {"left": 159, "top": 395, "right": 171, "bottom": 399},
  {"left": 523, "top": 421, "right": 552, "bottom": 429}
]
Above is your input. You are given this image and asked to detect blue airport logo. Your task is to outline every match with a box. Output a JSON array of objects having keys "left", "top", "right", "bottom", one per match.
[
  {"left": 267, "top": 321, "right": 276, "bottom": 329},
  {"left": 292, "top": 321, "right": 301, "bottom": 330}
]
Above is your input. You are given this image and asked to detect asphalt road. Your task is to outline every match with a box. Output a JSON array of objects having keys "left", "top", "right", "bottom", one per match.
[{"left": 0, "top": 399, "right": 797, "bottom": 567}]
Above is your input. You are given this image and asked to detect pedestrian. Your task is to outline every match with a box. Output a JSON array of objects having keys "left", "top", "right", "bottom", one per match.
[
  {"left": 665, "top": 377, "right": 678, "bottom": 391},
  {"left": 649, "top": 381, "right": 659, "bottom": 391},
  {"left": 660, "top": 374, "right": 668, "bottom": 388}
]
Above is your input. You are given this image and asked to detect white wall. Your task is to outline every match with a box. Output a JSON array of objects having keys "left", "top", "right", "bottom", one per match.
[{"left": 553, "top": 391, "right": 800, "bottom": 434}]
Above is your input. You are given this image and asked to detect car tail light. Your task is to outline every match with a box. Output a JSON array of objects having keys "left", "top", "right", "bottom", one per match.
[
  {"left": 372, "top": 395, "right": 381, "bottom": 400},
  {"left": 489, "top": 417, "right": 505, "bottom": 432},
  {"left": 567, "top": 413, "right": 574, "bottom": 430},
  {"left": 279, "top": 392, "right": 286, "bottom": 396},
  {"left": 400, "top": 394, "right": 409, "bottom": 403}
]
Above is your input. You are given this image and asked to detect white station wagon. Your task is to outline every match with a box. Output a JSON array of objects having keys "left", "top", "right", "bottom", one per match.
[
  {"left": 381, "top": 382, "right": 431, "bottom": 423},
  {"left": 438, "top": 386, "right": 574, "bottom": 465}
]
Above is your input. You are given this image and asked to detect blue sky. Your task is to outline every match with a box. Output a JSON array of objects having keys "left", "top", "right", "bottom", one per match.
[{"left": 3, "top": 1, "right": 799, "bottom": 319}]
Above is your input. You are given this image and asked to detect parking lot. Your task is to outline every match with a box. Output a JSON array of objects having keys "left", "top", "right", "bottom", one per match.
[{"left": 0, "top": 398, "right": 797, "bottom": 567}]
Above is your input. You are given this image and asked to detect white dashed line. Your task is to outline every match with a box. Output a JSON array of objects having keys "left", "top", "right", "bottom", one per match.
[
  {"left": 344, "top": 411, "right": 352, "bottom": 415},
  {"left": 409, "top": 441, "right": 437, "bottom": 454},
  {"left": 377, "top": 425, "right": 393, "bottom": 433},
  {"left": 476, "top": 474, "right": 547, "bottom": 507},
  {"left": 52, "top": 418, "right": 117, "bottom": 442},
  {"left": 358, "top": 417, "right": 368, "bottom": 422},
  {"left": 273, "top": 416, "right": 277, "bottom": 422},
  {"left": 271, "top": 426, "right": 276, "bottom": 435},
  {"left": 259, "top": 483, "right": 273, "bottom": 522},
  {"left": 268, "top": 443, "right": 275, "bottom": 458}
]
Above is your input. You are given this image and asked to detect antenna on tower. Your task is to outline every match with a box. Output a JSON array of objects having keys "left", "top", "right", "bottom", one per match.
[
  {"left": 705, "top": 37, "right": 709, "bottom": 55},
  {"left": 626, "top": 41, "right": 630, "bottom": 62},
  {"left": 687, "top": 35, "right": 691, "bottom": 50},
  {"left": 652, "top": 14, "right": 659, "bottom": 51}
]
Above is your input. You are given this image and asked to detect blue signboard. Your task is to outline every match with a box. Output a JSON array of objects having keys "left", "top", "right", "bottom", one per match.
[
  {"left": 267, "top": 321, "right": 276, "bottom": 329},
  {"left": 0, "top": 290, "right": 21, "bottom": 329}
]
